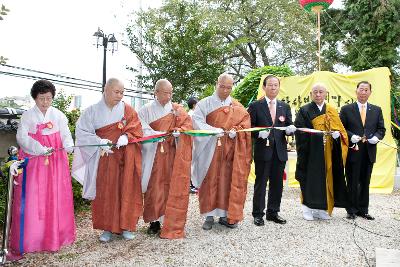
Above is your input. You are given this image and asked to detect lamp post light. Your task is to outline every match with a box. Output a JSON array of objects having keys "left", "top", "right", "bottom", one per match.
[{"left": 93, "top": 27, "right": 118, "bottom": 92}]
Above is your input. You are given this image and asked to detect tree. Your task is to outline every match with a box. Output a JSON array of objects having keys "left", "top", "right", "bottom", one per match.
[
  {"left": 232, "top": 65, "right": 293, "bottom": 106},
  {"left": 0, "top": 4, "right": 10, "bottom": 65},
  {"left": 126, "top": 0, "right": 318, "bottom": 102},
  {"left": 321, "top": 0, "right": 400, "bottom": 141},
  {"left": 321, "top": 0, "right": 400, "bottom": 73},
  {"left": 206, "top": 0, "right": 316, "bottom": 78},
  {"left": 126, "top": 0, "right": 225, "bottom": 102},
  {"left": 52, "top": 89, "right": 80, "bottom": 138}
]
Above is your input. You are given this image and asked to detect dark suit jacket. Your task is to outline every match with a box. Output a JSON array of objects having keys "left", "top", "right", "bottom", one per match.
[
  {"left": 340, "top": 102, "right": 385, "bottom": 163},
  {"left": 248, "top": 98, "right": 293, "bottom": 162}
]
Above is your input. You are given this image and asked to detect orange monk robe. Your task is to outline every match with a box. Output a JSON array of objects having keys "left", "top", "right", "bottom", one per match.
[
  {"left": 198, "top": 100, "right": 252, "bottom": 224},
  {"left": 93, "top": 104, "right": 143, "bottom": 233},
  {"left": 143, "top": 103, "right": 193, "bottom": 239}
]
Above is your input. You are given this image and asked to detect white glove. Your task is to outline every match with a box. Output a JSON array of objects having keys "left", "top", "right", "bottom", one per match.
[
  {"left": 214, "top": 128, "right": 224, "bottom": 138},
  {"left": 172, "top": 131, "right": 180, "bottom": 138},
  {"left": 41, "top": 146, "right": 54, "bottom": 155},
  {"left": 258, "top": 130, "right": 270, "bottom": 139},
  {"left": 228, "top": 130, "right": 236, "bottom": 139},
  {"left": 100, "top": 139, "right": 114, "bottom": 155},
  {"left": 154, "top": 130, "right": 167, "bottom": 135},
  {"left": 285, "top": 125, "right": 296, "bottom": 135},
  {"left": 116, "top": 134, "right": 128, "bottom": 149},
  {"left": 331, "top": 131, "right": 340, "bottom": 139},
  {"left": 367, "top": 136, "right": 379, "bottom": 145},
  {"left": 65, "top": 146, "right": 74, "bottom": 154},
  {"left": 9, "top": 161, "right": 20, "bottom": 176},
  {"left": 350, "top": 135, "right": 361, "bottom": 143}
]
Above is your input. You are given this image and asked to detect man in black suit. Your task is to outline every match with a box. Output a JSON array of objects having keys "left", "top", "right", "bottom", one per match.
[
  {"left": 340, "top": 81, "right": 386, "bottom": 220},
  {"left": 248, "top": 75, "right": 296, "bottom": 226}
]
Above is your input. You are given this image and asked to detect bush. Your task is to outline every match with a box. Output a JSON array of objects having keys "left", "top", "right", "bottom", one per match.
[
  {"left": 0, "top": 168, "right": 7, "bottom": 225},
  {"left": 232, "top": 65, "right": 294, "bottom": 106}
]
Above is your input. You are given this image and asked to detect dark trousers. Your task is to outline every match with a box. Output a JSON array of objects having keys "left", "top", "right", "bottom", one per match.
[
  {"left": 346, "top": 144, "right": 374, "bottom": 214},
  {"left": 252, "top": 146, "right": 286, "bottom": 218}
]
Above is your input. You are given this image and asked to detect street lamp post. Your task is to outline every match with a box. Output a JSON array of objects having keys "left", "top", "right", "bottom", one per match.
[{"left": 93, "top": 27, "right": 118, "bottom": 92}]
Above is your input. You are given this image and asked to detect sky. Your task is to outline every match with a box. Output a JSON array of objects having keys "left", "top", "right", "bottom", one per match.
[
  {"left": 0, "top": 0, "right": 343, "bottom": 108},
  {"left": 0, "top": 0, "right": 162, "bottom": 108}
]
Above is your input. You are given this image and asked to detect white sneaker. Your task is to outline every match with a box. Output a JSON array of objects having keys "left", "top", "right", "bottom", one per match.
[
  {"left": 99, "top": 231, "right": 112, "bottom": 242},
  {"left": 313, "top": 210, "right": 331, "bottom": 220},
  {"left": 302, "top": 204, "right": 314, "bottom": 221},
  {"left": 122, "top": 230, "right": 135, "bottom": 240}
]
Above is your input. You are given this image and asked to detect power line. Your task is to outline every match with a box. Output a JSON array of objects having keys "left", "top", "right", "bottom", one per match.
[
  {"left": 2, "top": 64, "right": 102, "bottom": 86},
  {"left": 0, "top": 68, "right": 153, "bottom": 100}
]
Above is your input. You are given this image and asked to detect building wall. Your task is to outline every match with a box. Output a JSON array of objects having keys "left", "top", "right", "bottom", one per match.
[{"left": 0, "top": 132, "right": 17, "bottom": 159}]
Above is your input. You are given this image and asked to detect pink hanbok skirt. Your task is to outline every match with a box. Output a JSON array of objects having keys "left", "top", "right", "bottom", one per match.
[{"left": 9, "top": 129, "right": 76, "bottom": 256}]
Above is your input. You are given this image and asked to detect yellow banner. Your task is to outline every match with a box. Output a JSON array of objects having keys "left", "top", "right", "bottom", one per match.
[{"left": 248, "top": 67, "right": 396, "bottom": 193}]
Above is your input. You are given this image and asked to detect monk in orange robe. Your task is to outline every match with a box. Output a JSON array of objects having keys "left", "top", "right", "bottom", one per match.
[
  {"left": 191, "top": 73, "right": 252, "bottom": 230},
  {"left": 139, "top": 79, "right": 193, "bottom": 239},
  {"left": 73, "top": 78, "right": 143, "bottom": 242}
]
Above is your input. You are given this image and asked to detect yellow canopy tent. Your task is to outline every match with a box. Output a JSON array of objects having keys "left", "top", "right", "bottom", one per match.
[{"left": 248, "top": 67, "right": 396, "bottom": 193}]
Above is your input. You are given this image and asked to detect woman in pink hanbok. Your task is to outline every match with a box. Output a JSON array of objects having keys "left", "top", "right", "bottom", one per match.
[{"left": 9, "top": 80, "right": 76, "bottom": 258}]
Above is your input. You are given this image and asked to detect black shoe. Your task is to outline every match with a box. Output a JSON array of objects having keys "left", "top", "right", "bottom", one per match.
[
  {"left": 218, "top": 217, "right": 238, "bottom": 229},
  {"left": 356, "top": 212, "right": 375, "bottom": 220},
  {"left": 266, "top": 214, "right": 287, "bottom": 224},
  {"left": 254, "top": 217, "right": 265, "bottom": 226},
  {"left": 346, "top": 213, "right": 356, "bottom": 220},
  {"left": 147, "top": 221, "right": 161, "bottom": 234}
]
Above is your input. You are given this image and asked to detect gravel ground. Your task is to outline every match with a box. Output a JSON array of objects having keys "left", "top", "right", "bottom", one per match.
[{"left": 13, "top": 186, "right": 400, "bottom": 266}]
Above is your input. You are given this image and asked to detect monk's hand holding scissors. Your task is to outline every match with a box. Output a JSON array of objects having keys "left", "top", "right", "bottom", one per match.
[
  {"left": 100, "top": 139, "right": 114, "bottom": 156},
  {"left": 116, "top": 134, "right": 128, "bottom": 149},
  {"left": 228, "top": 129, "right": 236, "bottom": 139},
  {"left": 172, "top": 127, "right": 181, "bottom": 138},
  {"left": 214, "top": 128, "right": 225, "bottom": 138}
]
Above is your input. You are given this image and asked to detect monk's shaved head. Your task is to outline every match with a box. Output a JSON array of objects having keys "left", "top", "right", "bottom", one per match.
[
  {"left": 311, "top": 82, "right": 327, "bottom": 93},
  {"left": 217, "top": 73, "right": 234, "bottom": 84},
  {"left": 155, "top": 79, "right": 172, "bottom": 93},
  {"left": 216, "top": 73, "right": 234, "bottom": 101},
  {"left": 154, "top": 79, "right": 173, "bottom": 106},
  {"left": 103, "top": 78, "right": 124, "bottom": 108},
  {"left": 311, "top": 82, "right": 327, "bottom": 106},
  {"left": 105, "top": 78, "right": 124, "bottom": 91}
]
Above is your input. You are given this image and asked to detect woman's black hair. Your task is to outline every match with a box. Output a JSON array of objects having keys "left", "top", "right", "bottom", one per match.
[
  {"left": 187, "top": 97, "right": 199, "bottom": 109},
  {"left": 30, "top": 80, "right": 56, "bottom": 99}
]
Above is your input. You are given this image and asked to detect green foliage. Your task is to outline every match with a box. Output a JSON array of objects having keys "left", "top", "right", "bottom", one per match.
[
  {"left": 0, "top": 168, "right": 7, "bottom": 225},
  {"left": 232, "top": 65, "right": 294, "bottom": 106},
  {"left": 0, "top": 98, "right": 22, "bottom": 108},
  {"left": 0, "top": 4, "right": 9, "bottom": 20},
  {"left": 0, "top": 56, "right": 8, "bottom": 65},
  {"left": 126, "top": 0, "right": 316, "bottom": 102},
  {"left": 53, "top": 90, "right": 89, "bottom": 211},
  {"left": 321, "top": 0, "right": 400, "bottom": 72},
  {"left": 67, "top": 154, "right": 90, "bottom": 212},
  {"left": 321, "top": 0, "right": 400, "bottom": 141},
  {"left": 0, "top": 4, "right": 10, "bottom": 64},
  {"left": 199, "top": 84, "right": 215, "bottom": 100},
  {"left": 206, "top": 0, "right": 316, "bottom": 77},
  {"left": 52, "top": 90, "right": 81, "bottom": 138},
  {"left": 126, "top": 0, "right": 225, "bottom": 102}
]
